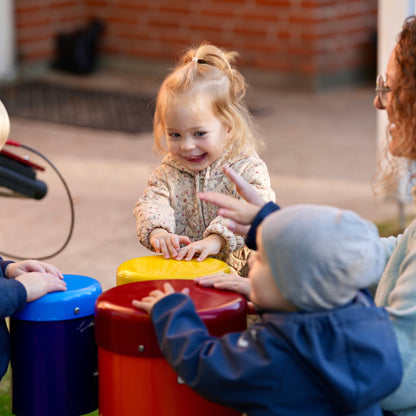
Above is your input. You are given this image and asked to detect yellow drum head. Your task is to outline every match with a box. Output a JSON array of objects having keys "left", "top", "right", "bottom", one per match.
[{"left": 117, "top": 256, "right": 231, "bottom": 285}]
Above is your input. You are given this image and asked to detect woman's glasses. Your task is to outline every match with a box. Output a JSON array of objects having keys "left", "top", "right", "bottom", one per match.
[{"left": 375, "top": 75, "right": 392, "bottom": 109}]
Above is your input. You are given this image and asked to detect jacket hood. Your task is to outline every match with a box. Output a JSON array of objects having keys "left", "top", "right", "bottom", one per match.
[
  {"left": 263, "top": 291, "right": 402, "bottom": 413},
  {"left": 261, "top": 205, "right": 385, "bottom": 311}
]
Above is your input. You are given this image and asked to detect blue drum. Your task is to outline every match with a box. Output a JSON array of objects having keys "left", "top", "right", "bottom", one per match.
[{"left": 10, "top": 274, "right": 102, "bottom": 416}]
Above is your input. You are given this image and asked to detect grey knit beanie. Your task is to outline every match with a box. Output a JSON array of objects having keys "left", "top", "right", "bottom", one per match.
[{"left": 261, "top": 204, "right": 385, "bottom": 311}]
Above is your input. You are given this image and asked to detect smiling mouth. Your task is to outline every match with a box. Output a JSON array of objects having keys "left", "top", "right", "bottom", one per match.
[{"left": 184, "top": 153, "right": 207, "bottom": 163}]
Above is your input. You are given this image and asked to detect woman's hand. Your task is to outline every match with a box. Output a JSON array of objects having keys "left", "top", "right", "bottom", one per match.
[{"left": 198, "top": 166, "right": 266, "bottom": 237}]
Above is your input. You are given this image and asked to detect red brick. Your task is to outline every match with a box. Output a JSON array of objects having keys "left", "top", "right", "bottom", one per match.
[
  {"left": 233, "top": 26, "right": 269, "bottom": 38},
  {"left": 106, "top": 14, "right": 139, "bottom": 25},
  {"left": 148, "top": 20, "right": 182, "bottom": 30},
  {"left": 117, "top": 0, "right": 148, "bottom": 8},
  {"left": 199, "top": 7, "right": 239, "bottom": 19},
  {"left": 212, "top": 0, "right": 246, "bottom": 3},
  {"left": 241, "top": 11, "right": 280, "bottom": 22},
  {"left": 255, "top": 0, "right": 290, "bottom": 6},
  {"left": 13, "top": 0, "right": 378, "bottom": 83},
  {"left": 50, "top": 1, "right": 79, "bottom": 9},
  {"left": 159, "top": 4, "right": 191, "bottom": 14},
  {"left": 85, "top": 0, "right": 109, "bottom": 6}
]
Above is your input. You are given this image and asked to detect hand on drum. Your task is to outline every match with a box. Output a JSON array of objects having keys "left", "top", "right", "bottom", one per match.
[
  {"left": 195, "top": 273, "right": 251, "bottom": 298},
  {"left": 132, "top": 282, "right": 190, "bottom": 314},
  {"left": 5, "top": 260, "right": 64, "bottom": 280},
  {"left": 175, "top": 234, "right": 225, "bottom": 262},
  {"left": 149, "top": 228, "right": 191, "bottom": 259},
  {"left": 15, "top": 272, "right": 67, "bottom": 302}
]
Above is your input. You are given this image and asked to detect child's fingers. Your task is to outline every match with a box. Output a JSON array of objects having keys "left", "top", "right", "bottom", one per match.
[
  {"left": 148, "top": 289, "right": 165, "bottom": 297},
  {"left": 195, "top": 273, "right": 232, "bottom": 286},
  {"left": 159, "top": 239, "right": 171, "bottom": 259},
  {"left": 151, "top": 238, "right": 161, "bottom": 253},
  {"left": 185, "top": 246, "right": 197, "bottom": 261},
  {"left": 165, "top": 236, "right": 179, "bottom": 258},
  {"left": 132, "top": 300, "right": 144, "bottom": 308},
  {"left": 215, "top": 280, "right": 251, "bottom": 297},
  {"left": 178, "top": 236, "right": 191, "bottom": 246},
  {"left": 171, "top": 235, "right": 181, "bottom": 252},
  {"left": 163, "top": 282, "right": 175, "bottom": 294},
  {"left": 175, "top": 245, "right": 193, "bottom": 261},
  {"left": 196, "top": 249, "right": 209, "bottom": 262},
  {"left": 132, "top": 300, "right": 152, "bottom": 314},
  {"left": 40, "top": 263, "right": 64, "bottom": 279}
]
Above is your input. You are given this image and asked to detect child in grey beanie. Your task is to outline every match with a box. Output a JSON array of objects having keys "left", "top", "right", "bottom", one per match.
[
  {"left": 133, "top": 203, "right": 402, "bottom": 416},
  {"left": 261, "top": 204, "right": 385, "bottom": 311}
]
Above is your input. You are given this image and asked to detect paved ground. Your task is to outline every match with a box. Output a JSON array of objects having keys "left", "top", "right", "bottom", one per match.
[{"left": 0, "top": 66, "right": 412, "bottom": 291}]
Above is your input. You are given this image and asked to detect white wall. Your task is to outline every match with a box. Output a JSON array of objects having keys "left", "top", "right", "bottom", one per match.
[{"left": 0, "top": 0, "right": 16, "bottom": 81}]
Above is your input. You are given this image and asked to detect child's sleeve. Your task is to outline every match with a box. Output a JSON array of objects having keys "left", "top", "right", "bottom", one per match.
[
  {"left": 151, "top": 293, "right": 283, "bottom": 413},
  {"left": 0, "top": 277, "right": 27, "bottom": 319},
  {"left": 133, "top": 167, "right": 176, "bottom": 250},
  {"left": 246, "top": 201, "right": 280, "bottom": 250},
  {"left": 0, "top": 259, "right": 14, "bottom": 278}
]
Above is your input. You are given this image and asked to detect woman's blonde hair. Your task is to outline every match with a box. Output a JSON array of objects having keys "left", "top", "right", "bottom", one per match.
[
  {"left": 0, "top": 100, "right": 10, "bottom": 150},
  {"left": 153, "top": 42, "right": 260, "bottom": 157}
]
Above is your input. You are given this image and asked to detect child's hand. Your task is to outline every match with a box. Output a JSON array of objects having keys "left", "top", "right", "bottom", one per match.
[
  {"left": 5, "top": 260, "right": 64, "bottom": 280},
  {"left": 132, "top": 282, "right": 187, "bottom": 314},
  {"left": 175, "top": 234, "right": 224, "bottom": 262},
  {"left": 195, "top": 273, "right": 251, "bottom": 298},
  {"left": 150, "top": 229, "right": 191, "bottom": 259},
  {"left": 16, "top": 272, "right": 67, "bottom": 302}
]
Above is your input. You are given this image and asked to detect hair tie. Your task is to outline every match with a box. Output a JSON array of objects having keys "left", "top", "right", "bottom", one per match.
[{"left": 192, "top": 57, "right": 207, "bottom": 64}]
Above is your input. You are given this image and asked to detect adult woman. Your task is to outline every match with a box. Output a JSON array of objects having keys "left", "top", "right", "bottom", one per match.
[
  {"left": 198, "top": 16, "right": 416, "bottom": 416},
  {"left": 371, "top": 15, "right": 416, "bottom": 416}
]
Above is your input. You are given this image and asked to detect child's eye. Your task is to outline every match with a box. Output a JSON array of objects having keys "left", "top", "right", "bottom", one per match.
[
  {"left": 195, "top": 131, "right": 206, "bottom": 138},
  {"left": 168, "top": 132, "right": 180, "bottom": 139}
]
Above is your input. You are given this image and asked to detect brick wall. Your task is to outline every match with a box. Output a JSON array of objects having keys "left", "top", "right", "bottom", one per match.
[
  {"left": 14, "top": 0, "right": 377, "bottom": 89},
  {"left": 15, "top": 0, "right": 88, "bottom": 62}
]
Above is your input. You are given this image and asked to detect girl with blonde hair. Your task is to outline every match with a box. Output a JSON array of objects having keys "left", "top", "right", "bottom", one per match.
[{"left": 134, "top": 43, "right": 275, "bottom": 275}]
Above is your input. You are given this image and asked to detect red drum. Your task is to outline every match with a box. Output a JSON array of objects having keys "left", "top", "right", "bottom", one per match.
[{"left": 95, "top": 279, "right": 247, "bottom": 416}]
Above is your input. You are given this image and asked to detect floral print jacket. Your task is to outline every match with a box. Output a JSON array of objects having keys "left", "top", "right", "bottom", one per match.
[{"left": 133, "top": 147, "right": 275, "bottom": 275}]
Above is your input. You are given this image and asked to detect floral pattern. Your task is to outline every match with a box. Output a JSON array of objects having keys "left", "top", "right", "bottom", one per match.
[{"left": 133, "top": 147, "right": 275, "bottom": 275}]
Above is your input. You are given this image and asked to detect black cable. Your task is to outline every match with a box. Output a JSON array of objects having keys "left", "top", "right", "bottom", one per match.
[{"left": 0, "top": 144, "right": 75, "bottom": 260}]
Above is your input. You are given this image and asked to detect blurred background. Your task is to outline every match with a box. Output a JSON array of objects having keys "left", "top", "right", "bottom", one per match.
[
  {"left": 1, "top": 0, "right": 378, "bottom": 89},
  {"left": 0, "top": 0, "right": 413, "bottom": 293}
]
